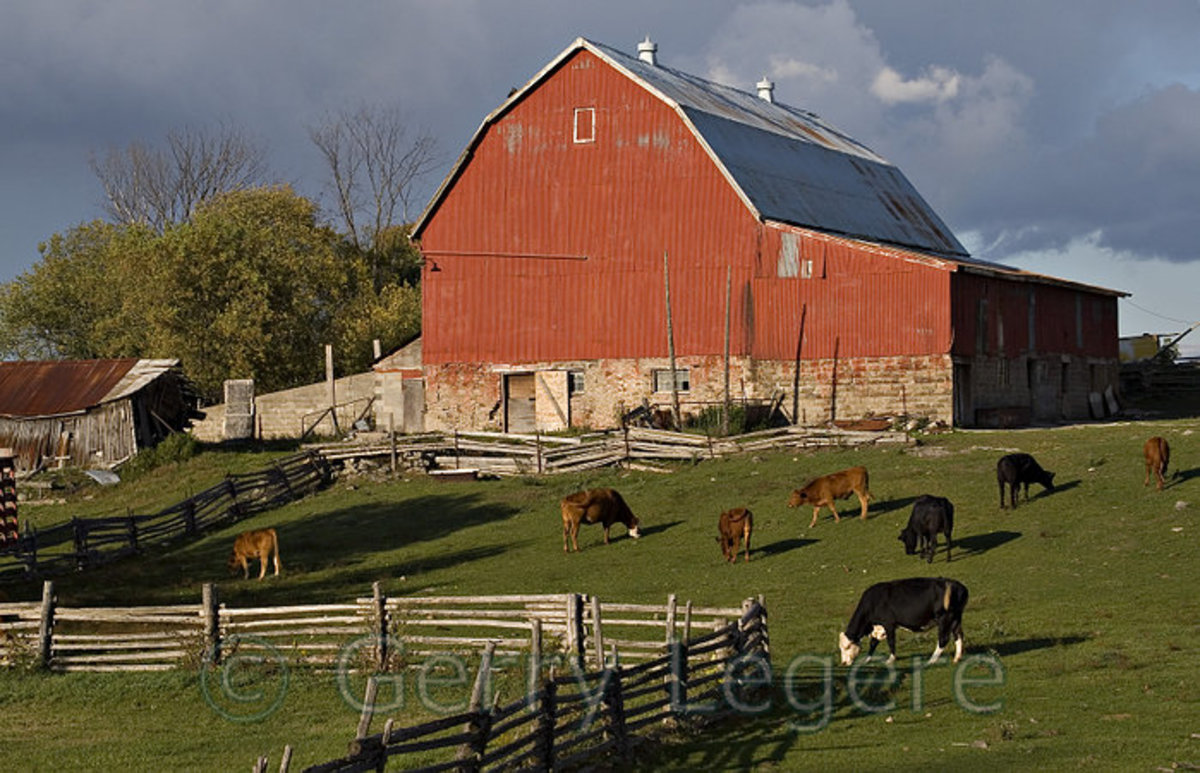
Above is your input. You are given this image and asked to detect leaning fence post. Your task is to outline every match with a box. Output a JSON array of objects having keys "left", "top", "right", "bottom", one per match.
[
  {"left": 456, "top": 642, "right": 496, "bottom": 771},
  {"left": 373, "top": 581, "right": 389, "bottom": 670},
  {"left": 37, "top": 579, "right": 55, "bottom": 670},
  {"left": 529, "top": 618, "right": 542, "bottom": 703},
  {"left": 224, "top": 476, "right": 241, "bottom": 519},
  {"left": 278, "top": 745, "right": 292, "bottom": 773},
  {"left": 669, "top": 639, "right": 689, "bottom": 715},
  {"left": 183, "top": 498, "right": 197, "bottom": 537},
  {"left": 71, "top": 517, "right": 87, "bottom": 569},
  {"left": 125, "top": 510, "right": 139, "bottom": 552},
  {"left": 202, "top": 583, "right": 221, "bottom": 665}
]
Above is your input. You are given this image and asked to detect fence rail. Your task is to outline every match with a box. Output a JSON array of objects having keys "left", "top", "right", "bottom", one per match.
[
  {"left": 0, "top": 450, "right": 331, "bottom": 584},
  {"left": 277, "top": 599, "right": 770, "bottom": 773},
  {"left": 0, "top": 582, "right": 746, "bottom": 677},
  {"left": 311, "top": 424, "right": 912, "bottom": 477}
]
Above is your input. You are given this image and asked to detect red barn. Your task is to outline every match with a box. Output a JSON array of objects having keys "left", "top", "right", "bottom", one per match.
[{"left": 411, "top": 37, "right": 1124, "bottom": 432}]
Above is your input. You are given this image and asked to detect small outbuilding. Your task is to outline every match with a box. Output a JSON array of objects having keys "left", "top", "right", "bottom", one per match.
[{"left": 0, "top": 358, "right": 197, "bottom": 472}]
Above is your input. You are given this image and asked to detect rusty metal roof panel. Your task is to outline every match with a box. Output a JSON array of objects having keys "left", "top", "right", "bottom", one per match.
[{"left": 0, "top": 358, "right": 178, "bottom": 418}]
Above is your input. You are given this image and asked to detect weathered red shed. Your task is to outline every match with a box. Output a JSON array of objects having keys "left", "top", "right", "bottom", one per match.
[{"left": 412, "top": 37, "right": 1124, "bottom": 432}]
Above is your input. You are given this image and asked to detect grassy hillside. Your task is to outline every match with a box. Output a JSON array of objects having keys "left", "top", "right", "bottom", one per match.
[{"left": 2, "top": 420, "right": 1198, "bottom": 770}]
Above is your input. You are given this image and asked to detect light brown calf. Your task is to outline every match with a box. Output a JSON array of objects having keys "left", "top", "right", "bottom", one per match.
[
  {"left": 228, "top": 527, "right": 282, "bottom": 580},
  {"left": 788, "top": 466, "right": 872, "bottom": 528},
  {"left": 1143, "top": 436, "right": 1170, "bottom": 491},
  {"left": 716, "top": 507, "right": 753, "bottom": 563}
]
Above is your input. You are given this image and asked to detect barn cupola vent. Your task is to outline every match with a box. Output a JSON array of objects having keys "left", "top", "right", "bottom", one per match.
[
  {"left": 637, "top": 36, "right": 658, "bottom": 65},
  {"left": 756, "top": 76, "right": 775, "bottom": 103}
]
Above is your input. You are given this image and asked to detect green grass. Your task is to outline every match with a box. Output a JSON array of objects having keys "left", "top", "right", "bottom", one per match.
[{"left": 2, "top": 420, "right": 1200, "bottom": 770}]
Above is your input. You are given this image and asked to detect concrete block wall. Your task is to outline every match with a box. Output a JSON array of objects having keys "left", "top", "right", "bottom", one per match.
[{"left": 190, "top": 372, "right": 378, "bottom": 441}]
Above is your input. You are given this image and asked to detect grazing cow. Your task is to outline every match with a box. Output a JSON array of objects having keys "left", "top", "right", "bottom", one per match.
[
  {"left": 561, "top": 488, "right": 641, "bottom": 553},
  {"left": 1143, "top": 436, "right": 1170, "bottom": 491},
  {"left": 899, "top": 495, "right": 954, "bottom": 563},
  {"left": 838, "top": 577, "right": 969, "bottom": 666},
  {"left": 228, "top": 528, "right": 282, "bottom": 580},
  {"left": 716, "top": 507, "right": 753, "bottom": 563},
  {"left": 996, "top": 453, "right": 1055, "bottom": 509},
  {"left": 787, "top": 466, "right": 872, "bottom": 527}
]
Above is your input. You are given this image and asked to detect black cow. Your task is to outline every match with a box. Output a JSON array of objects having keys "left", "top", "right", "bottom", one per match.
[
  {"left": 898, "top": 495, "right": 954, "bottom": 563},
  {"left": 838, "top": 577, "right": 969, "bottom": 665},
  {"left": 996, "top": 453, "right": 1055, "bottom": 509}
]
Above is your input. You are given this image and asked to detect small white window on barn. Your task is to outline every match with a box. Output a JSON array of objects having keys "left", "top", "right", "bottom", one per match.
[
  {"left": 800, "top": 259, "right": 814, "bottom": 279},
  {"left": 653, "top": 368, "right": 690, "bottom": 393},
  {"left": 573, "top": 107, "right": 595, "bottom": 143},
  {"left": 568, "top": 370, "right": 585, "bottom": 395}
]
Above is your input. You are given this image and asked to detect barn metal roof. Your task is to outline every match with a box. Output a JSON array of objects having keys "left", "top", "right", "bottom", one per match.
[
  {"left": 0, "top": 358, "right": 181, "bottom": 419},
  {"left": 416, "top": 37, "right": 969, "bottom": 259}
]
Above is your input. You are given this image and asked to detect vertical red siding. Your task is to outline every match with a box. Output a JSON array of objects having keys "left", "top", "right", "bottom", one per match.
[{"left": 419, "top": 50, "right": 958, "bottom": 366}]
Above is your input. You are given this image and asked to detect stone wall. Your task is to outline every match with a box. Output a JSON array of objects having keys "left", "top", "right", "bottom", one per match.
[{"left": 422, "top": 354, "right": 955, "bottom": 432}]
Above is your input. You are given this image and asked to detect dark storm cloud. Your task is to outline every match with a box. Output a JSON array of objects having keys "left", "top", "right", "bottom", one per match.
[{"left": 2, "top": 0, "right": 1199, "bottom": 283}]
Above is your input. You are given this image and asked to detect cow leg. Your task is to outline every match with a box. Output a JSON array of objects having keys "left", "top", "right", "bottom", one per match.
[
  {"left": 273, "top": 548, "right": 282, "bottom": 576},
  {"left": 240, "top": 557, "right": 249, "bottom": 580},
  {"left": 603, "top": 525, "right": 611, "bottom": 545},
  {"left": 809, "top": 507, "right": 820, "bottom": 528},
  {"left": 925, "top": 535, "right": 936, "bottom": 564},
  {"left": 998, "top": 480, "right": 1005, "bottom": 509},
  {"left": 857, "top": 492, "right": 869, "bottom": 520},
  {"left": 885, "top": 629, "right": 898, "bottom": 665},
  {"left": 743, "top": 529, "right": 751, "bottom": 563},
  {"left": 864, "top": 636, "right": 880, "bottom": 663},
  {"left": 829, "top": 502, "right": 840, "bottom": 523},
  {"left": 257, "top": 554, "right": 267, "bottom": 580},
  {"left": 945, "top": 531, "right": 952, "bottom": 563},
  {"left": 1145, "top": 460, "right": 1152, "bottom": 487}
]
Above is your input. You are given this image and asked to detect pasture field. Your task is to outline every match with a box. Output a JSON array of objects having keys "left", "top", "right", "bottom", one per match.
[{"left": 1, "top": 419, "right": 1199, "bottom": 771}]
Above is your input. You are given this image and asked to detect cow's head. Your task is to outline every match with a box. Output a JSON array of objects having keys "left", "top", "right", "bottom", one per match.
[
  {"left": 628, "top": 516, "right": 641, "bottom": 539},
  {"left": 1042, "top": 471, "right": 1056, "bottom": 490},
  {"left": 898, "top": 529, "right": 918, "bottom": 555},
  {"left": 838, "top": 631, "right": 860, "bottom": 666},
  {"left": 787, "top": 489, "right": 808, "bottom": 508}
]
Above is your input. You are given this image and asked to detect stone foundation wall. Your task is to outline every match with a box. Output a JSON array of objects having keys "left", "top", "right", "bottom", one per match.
[
  {"left": 191, "top": 372, "right": 378, "bottom": 441},
  {"left": 423, "top": 354, "right": 956, "bottom": 432}
]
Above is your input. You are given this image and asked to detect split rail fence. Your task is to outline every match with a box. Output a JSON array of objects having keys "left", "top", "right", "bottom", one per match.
[
  {"left": 0, "top": 451, "right": 331, "bottom": 583},
  {"left": 257, "top": 598, "right": 769, "bottom": 773},
  {"left": 0, "top": 581, "right": 750, "bottom": 675},
  {"left": 315, "top": 424, "right": 913, "bottom": 477}
]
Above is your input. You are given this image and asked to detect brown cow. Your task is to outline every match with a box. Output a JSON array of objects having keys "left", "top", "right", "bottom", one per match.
[
  {"left": 1144, "top": 436, "right": 1170, "bottom": 491},
  {"left": 228, "top": 528, "right": 282, "bottom": 580},
  {"left": 561, "top": 488, "right": 641, "bottom": 552},
  {"left": 716, "top": 507, "right": 753, "bottom": 563},
  {"left": 788, "top": 466, "right": 872, "bottom": 528}
]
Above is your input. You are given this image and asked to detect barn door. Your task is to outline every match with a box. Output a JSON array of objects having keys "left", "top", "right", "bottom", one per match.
[
  {"left": 401, "top": 378, "right": 425, "bottom": 433},
  {"left": 505, "top": 374, "right": 536, "bottom": 434},
  {"left": 953, "top": 362, "right": 973, "bottom": 427},
  {"left": 535, "top": 371, "right": 570, "bottom": 432}
]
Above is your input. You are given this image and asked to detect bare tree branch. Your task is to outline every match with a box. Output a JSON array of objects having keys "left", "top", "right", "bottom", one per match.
[
  {"left": 90, "top": 122, "right": 270, "bottom": 231},
  {"left": 309, "top": 105, "right": 440, "bottom": 250}
]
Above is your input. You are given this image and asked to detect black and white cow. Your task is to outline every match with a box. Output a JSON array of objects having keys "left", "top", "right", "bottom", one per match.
[
  {"left": 838, "top": 577, "right": 969, "bottom": 665},
  {"left": 898, "top": 495, "right": 954, "bottom": 563}
]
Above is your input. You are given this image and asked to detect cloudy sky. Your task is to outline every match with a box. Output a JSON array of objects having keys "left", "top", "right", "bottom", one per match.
[{"left": 4, "top": 1, "right": 1199, "bottom": 350}]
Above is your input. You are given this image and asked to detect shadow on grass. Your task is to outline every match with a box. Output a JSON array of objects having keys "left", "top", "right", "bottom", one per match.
[
  {"left": 755, "top": 537, "right": 819, "bottom": 558},
  {"left": 953, "top": 530, "right": 1022, "bottom": 558},
  {"left": 1166, "top": 467, "right": 1200, "bottom": 487},
  {"left": 638, "top": 520, "right": 684, "bottom": 539},
  {"left": 868, "top": 495, "right": 919, "bottom": 517},
  {"left": 977, "top": 634, "right": 1090, "bottom": 657}
]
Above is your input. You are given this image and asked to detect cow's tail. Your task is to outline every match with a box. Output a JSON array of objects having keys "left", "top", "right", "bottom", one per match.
[{"left": 941, "top": 579, "right": 968, "bottom": 612}]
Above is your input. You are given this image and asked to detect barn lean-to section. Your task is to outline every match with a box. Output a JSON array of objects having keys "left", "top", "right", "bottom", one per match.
[{"left": 411, "top": 37, "right": 1123, "bottom": 432}]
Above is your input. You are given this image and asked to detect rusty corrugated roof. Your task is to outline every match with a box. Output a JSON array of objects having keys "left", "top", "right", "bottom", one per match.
[{"left": 0, "top": 358, "right": 179, "bottom": 418}]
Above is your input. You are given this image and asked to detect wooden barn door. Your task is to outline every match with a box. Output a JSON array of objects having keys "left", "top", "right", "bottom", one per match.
[
  {"left": 505, "top": 374, "right": 536, "bottom": 434},
  {"left": 535, "top": 371, "right": 570, "bottom": 432}
]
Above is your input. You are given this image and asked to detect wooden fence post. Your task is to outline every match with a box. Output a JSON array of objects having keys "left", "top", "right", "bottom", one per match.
[
  {"left": 664, "top": 594, "right": 677, "bottom": 647},
  {"left": 668, "top": 639, "right": 688, "bottom": 715},
  {"left": 278, "top": 745, "right": 292, "bottom": 773},
  {"left": 373, "top": 581, "right": 389, "bottom": 670},
  {"left": 535, "top": 431, "right": 543, "bottom": 474},
  {"left": 37, "top": 579, "right": 55, "bottom": 669},
  {"left": 567, "top": 594, "right": 585, "bottom": 671},
  {"left": 274, "top": 462, "right": 296, "bottom": 501},
  {"left": 71, "top": 517, "right": 87, "bottom": 569},
  {"left": 183, "top": 499, "right": 197, "bottom": 537},
  {"left": 347, "top": 677, "right": 386, "bottom": 765},
  {"left": 126, "top": 511, "right": 139, "bottom": 552},
  {"left": 225, "top": 476, "right": 241, "bottom": 518},
  {"left": 529, "top": 618, "right": 542, "bottom": 703},
  {"left": 534, "top": 674, "right": 557, "bottom": 770},
  {"left": 388, "top": 412, "right": 397, "bottom": 474},
  {"left": 202, "top": 583, "right": 221, "bottom": 665},
  {"left": 457, "top": 642, "right": 496, "bottom": 771},
  {"left": 590, "top": 596, "right": 605, "bottom": 670},
  {"left": 604, "top": 648, "right": 630, "bottom": 759}
]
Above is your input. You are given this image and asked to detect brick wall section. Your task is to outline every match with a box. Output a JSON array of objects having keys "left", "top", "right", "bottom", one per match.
[
  {"left": 422, "top": 354, "right": 956, "bottom": 432},
  {"left": 191, "top": 372, "right": 378, "bottom": 441}
]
